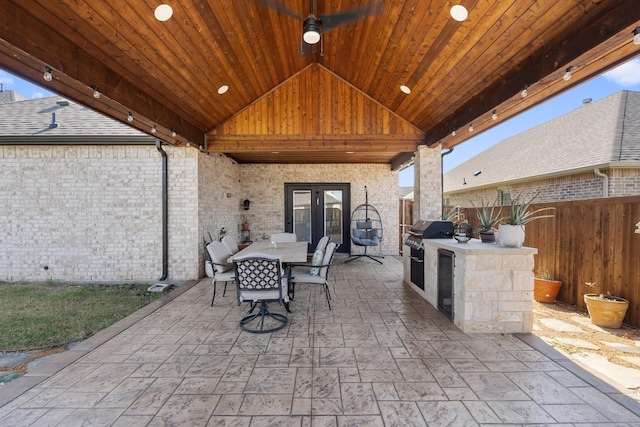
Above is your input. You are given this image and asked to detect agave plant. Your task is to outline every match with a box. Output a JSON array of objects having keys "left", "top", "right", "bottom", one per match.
[
  {"left": 470, "top": 196, "right": 502, "bottom": 232},
  {"left": 503, "top": 190, "right": 555, "bottom": 225}
]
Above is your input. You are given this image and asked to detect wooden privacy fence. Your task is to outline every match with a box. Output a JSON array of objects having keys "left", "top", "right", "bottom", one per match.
[{"left": 462, "top": 195, "right": 640, "bottom": 327}]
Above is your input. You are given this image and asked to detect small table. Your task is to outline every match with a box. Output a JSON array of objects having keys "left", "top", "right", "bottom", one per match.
[{"left": 228, "top": 241, "right": 308, "bottom": 264}]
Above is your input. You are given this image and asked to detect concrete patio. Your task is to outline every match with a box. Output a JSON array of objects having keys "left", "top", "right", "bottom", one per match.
[{"left": 2, "top": 255, "right": 640, "bottom": 426}]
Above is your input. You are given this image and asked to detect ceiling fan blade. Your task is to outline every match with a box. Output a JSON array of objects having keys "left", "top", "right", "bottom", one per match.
[
  {"left": 262, "top": 0, "right": 305, "bottom": 21},
  {"left": 319, "top": 1, "right": 382, "bottom": 32}
]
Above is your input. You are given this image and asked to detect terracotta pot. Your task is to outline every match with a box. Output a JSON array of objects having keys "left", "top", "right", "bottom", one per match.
[
  {"left": 478, "top": 230, "right": 496, "bottom": 243},
  {"left": 534, "top": 278, "right": 562, "bottom": 303},
  {"left": 498, "top": 224, "right": 525, "bottom": 248},
  {"left": 583, "top": 293, "right": 629, "bottom": 328},
  {"left": 242, "top": 223, "right": 250, "bottom": 231}
]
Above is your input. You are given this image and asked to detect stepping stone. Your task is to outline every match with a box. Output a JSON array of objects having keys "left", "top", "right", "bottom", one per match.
[
  {"left": 0, "top": 353, "right": 36, "bottom": 368},
  {"left": 600, "top": 341, "right": 640, "bottom": 354},
  {"left": 573, "top": 353, "right": 640, "bottom": 389},
  {"left": 556, "top": 337, "right": 600, "bottom": 350},
  {"left": 538, "top": 318, "right": 585, "bottom": 333}
]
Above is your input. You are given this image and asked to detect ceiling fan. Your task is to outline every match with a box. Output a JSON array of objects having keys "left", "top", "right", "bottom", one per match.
[{"left": 264, "top": 0, "right": 382, "bottom": 50}]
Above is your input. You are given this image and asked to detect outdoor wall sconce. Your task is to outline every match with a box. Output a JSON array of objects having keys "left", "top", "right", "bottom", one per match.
[
  {"left": 635, "top": 221, "right": 640, "bottom": 234},
  {"left": 243, "top": 199, "right": 250, "bottom": 210}
]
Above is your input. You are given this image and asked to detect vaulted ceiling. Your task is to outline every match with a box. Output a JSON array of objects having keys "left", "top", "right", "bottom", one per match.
[{"left": 0, "top": 0, "right": 638, "bottom": 168}]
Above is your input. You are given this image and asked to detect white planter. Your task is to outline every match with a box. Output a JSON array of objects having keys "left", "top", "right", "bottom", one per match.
[
  {"left": 498, "top": 224, "right": 525, "bottom": 248},
  {"left": 205, "top": 260, "right": 214, "bottom": 278}
]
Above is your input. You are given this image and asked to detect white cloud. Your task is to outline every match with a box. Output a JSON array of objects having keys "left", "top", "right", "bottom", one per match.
[
  {"left": 31, "top": 91, "right": 45, "bottom": 99},
  {"left": 603, "top": 58, "right": 640, "bottom": 86}
]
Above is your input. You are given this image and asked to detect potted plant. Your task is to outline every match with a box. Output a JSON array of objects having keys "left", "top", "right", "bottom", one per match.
[
  {"left": 499, "top": 190, "right": 555, "bottom": 247},
  {"left": 470, "top": 196, "right": 502, "bottom": 243},
  {"left": 533, "top": 268, "right": 562, "bottom": 303},
  {"left": 241, "top": 215, "right": 250, "bottom": 231},
  {"left": 583, "top": 282, "right": 629, "bottom": 328}
]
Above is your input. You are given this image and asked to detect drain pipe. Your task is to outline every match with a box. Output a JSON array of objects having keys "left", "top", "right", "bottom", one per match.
[
  {"left": 593, "top": 168, "right": 609, "bottom": 197},
  {"left": 156, "top": 140, "right": 168, "bottom": 281},
  {"left": 441, "top": 147, "right": 454, "bottom": 210}
]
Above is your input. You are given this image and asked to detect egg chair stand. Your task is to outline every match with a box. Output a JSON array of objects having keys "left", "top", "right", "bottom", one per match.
[{"left": 346, "top": 186, "right": 384, "bottom": 264}]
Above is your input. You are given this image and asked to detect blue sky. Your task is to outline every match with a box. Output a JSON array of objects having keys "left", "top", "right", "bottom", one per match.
[
  {"left": 399, "top": 57, "right": 640, "bottom": 186},
  {"left": 2, "top": 58, "right": 640, "bottom": 187}
]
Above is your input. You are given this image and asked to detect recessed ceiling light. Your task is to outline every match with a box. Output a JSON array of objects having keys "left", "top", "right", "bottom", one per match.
[
  {"left": 154, "top": 4, "right": 173, "bottom": 21},
  {"left": 346, "top": 151, "right": 354, "bottom": 154},
  {"left": 400, "top": 85, "right": 411, "bottom": 94},
  {"left": 218, "top": 85, "right": 229, "bottom": 95},
  {"left": 271, "top": 151, "right": 279, "bottom": 154},
  {"left": 450, "top": 5, "right": 468, "bottom": 21}
]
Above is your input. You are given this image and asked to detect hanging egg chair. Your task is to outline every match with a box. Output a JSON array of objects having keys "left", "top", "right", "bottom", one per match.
[{"left": 345, "top": 186, "right": 384, "bottom": 264}]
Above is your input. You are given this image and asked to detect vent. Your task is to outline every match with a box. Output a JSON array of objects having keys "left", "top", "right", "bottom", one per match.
[
  {"left": 56, "top": 100, "right": 69, "bottom": 106},
  {"left": 49, "top": 112, "right": 58, "bottom": 129}
]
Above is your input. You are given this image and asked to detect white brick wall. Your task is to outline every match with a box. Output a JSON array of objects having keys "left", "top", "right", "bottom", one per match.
[
  {"left": 1, "top": 145, "right": 400, "bottom": 282},
  {"left": 239, "top": 164, "right": 399, "bottom": 255},
  {"left": 0, "top": 145, "right": 164, "bottom": 281}
]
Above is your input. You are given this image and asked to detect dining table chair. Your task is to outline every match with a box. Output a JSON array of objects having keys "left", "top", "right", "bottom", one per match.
[
  {"left": 290, "top": 241, "right": 337, "bottom": 309},
  {"left": 222, "top": 235, "right": 240, "bottom": 254},
  {"left": 233, "top": 253, "right": 291, "bottom": 333},
  {"left": 206, "top": 241, "right": 236, "bottom": 305},
  {"left": 269, "top": 232, "right": 297, "bottom": 243}
]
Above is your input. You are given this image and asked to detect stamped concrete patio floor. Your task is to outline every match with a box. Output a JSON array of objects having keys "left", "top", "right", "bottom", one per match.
[{"left": 2, "top": 255, "right": 640, "bottom": 426}]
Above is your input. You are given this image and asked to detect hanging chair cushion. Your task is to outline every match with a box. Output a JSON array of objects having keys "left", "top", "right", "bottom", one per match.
[
  {"left": 352, "top": 228, "right": 380, "bottom": 246},
  {"left": 310, "top": 249, "right": 324, "bottom": 276}
]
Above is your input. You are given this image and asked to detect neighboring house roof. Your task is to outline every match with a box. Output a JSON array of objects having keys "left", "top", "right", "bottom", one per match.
[
  {"left": 0, "top": 89, "right": 28, "bottom": 104},
  {"left": 444, "top": 90, "right": 640, "bottom": 193},
  {"left": 0, "top": 95, "right": 152, "bottom": 144}
]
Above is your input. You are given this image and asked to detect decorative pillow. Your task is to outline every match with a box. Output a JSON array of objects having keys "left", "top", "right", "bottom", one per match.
[{"left": 310, "top": 249, "right": 324, "bottom": 276}]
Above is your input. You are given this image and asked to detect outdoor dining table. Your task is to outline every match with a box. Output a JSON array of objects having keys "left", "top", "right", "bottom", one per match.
[{"left": 227, "top": 240, "right": 308, "bottom": 264}]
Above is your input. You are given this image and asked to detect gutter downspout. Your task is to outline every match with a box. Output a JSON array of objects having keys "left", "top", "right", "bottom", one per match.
[
  {"left": 156, "top": 140, "right": 168, "bottom": 281},
  {"left": 441, "top": 147, "right": 454, "bottom": 211},
  {"left": 593, "top": 168, "right": 609, "bottom": 197}
]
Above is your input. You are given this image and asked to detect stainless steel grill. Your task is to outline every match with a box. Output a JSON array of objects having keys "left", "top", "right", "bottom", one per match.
[{"left": 404, "top": 220, "right": 454, "bottom": 250}]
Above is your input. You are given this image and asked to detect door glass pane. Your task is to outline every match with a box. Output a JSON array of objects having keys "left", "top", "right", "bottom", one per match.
[
  {"left": 293, "top": 190, "right": 311, "bottom": 242},
  {"left": 324, "top": 190, "right": 343, "bottom": 245}
]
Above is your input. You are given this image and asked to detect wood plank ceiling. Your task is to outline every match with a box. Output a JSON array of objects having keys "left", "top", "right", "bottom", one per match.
[{"left": 0, "top": 0, "right": 638, "bottom": 168}]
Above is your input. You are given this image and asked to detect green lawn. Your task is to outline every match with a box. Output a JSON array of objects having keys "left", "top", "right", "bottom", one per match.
[{"left": 0, "top": 282, "right": 164, "bottom": 350}]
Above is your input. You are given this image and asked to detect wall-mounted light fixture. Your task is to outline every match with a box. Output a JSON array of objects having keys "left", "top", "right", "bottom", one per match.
[
  {"left": 521, "top": 84, "right": 528, "bottom": 98},
  {"left": 633, "top": 27, "right": 640, "bottom": 45},
  {"left": 492, "top": 110, "right": 498, "bottom": 120},
  {"left": 151, "top": 124, "right": 157, "bottom": 134},
  {"left": 451, "top": 128, "right": 457, "bottom": 137},
  {"left": 127, "top": 112, "right": 134, "bottom": 122},
  {"left": 468, "top": 123, "right": 474, "bottom": 132},
  {"left": 43, "top": 66, "right": 52, "bottom": 82},
  {"left": 171, "top": 129, "right": 177, "bottom": 137},
  {"left": 92, "top": 86, "right": 100, "bottom": 99},
  {"left": 243, "top": 199, "right": 251, "bottom": 210}
]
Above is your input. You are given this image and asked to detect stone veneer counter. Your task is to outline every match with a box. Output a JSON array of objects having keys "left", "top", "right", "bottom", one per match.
[{"left": 404, "top": 238, "right": 537, "bottom": 334}]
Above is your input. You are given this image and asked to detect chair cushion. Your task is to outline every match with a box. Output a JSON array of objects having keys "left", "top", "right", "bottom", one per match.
[
  {"left": 352, "top": 229, "right": 379, "bottom": 246},
  {"left": 310, "top": 249, "right": 324, "bottom": 276},
  {"left": 214, "top": 269, "right": 236, "bottom": 282},
  {"left": 215, "top": 262, "right": 233, "bottom": 273}
]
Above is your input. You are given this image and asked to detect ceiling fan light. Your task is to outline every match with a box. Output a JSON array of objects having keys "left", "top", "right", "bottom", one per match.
[
  {"left": 303, "top": 17, "right": 321, "bottom": 44},
  {"left": 450, "top": 5, "right": 468, "bottom": 22},
  {"left": 303, "top": 29, "right": 321, "bottom": 44},
  {"left": 400, "top": 85, "right": 411, "bottom": 94},
  {"left": 154, "top": 4, "right": 173, "bottom": 21}
]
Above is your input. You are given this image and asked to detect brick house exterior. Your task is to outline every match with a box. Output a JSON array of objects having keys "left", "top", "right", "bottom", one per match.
[
  {"left": 443, "top": 90, "right": 640, "bottom": 207},
  {"left": 0, "top": 93, "right": 400, "bottom": 282}
]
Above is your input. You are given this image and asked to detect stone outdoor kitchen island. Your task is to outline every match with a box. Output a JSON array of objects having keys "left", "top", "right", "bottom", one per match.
[{"left": 404, "top": 238, "right": 537, "bottom": 333}]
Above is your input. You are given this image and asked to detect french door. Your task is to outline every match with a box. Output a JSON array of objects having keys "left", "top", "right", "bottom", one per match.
[{"left": 284, "top": 183, "right": 350, "bottom": 253}]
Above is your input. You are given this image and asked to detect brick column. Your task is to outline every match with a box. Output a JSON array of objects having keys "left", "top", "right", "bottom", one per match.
[{"left": 413, "top": 145, "right": 442, "bottom": 220}]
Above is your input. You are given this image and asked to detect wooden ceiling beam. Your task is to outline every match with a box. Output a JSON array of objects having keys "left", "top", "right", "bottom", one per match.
[
  {"left": 423, "top": 0, "right": 640, "bottom": 147},
  {"left": 207, "top": 135, "right": 423, "bottom": 153}
]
